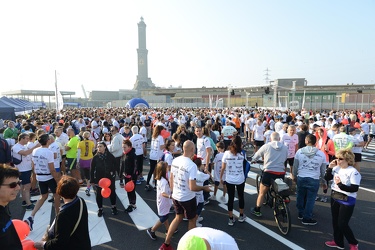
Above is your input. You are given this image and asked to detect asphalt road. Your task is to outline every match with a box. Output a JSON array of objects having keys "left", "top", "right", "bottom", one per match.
[{"left": 9, "top": 146, "right": 375, "bottom": 250}]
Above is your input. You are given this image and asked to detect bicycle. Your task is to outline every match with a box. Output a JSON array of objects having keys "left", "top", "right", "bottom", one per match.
[
  {"left": 255, "top": 162, "right": 291, "bottom": 235},
  {"left": 241, "top": 137, "right": 255, "bottom": 159}
]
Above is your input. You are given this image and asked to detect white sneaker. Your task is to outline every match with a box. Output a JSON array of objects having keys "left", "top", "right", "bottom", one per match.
[
  {"left": 196, "top": 221, "right": 202, "bottom": 227},
  {"left": 228, "top": 217, "right": 236, "bottom": 226},
  {"left": 210, "top": 195, "right": 216, "bottom": 201},
  {"left": 238, "top": 214, "right": 246, "bottom": 222},
  {"left": 220, "top": 196, "right": 227, "bottom": 203},
  {"left": 197, "top": 216, "right": 204, "bottom": 222}
]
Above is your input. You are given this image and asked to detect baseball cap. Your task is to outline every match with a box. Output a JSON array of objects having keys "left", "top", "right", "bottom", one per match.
[{"left": 177, "top": 235, "right": 207, "bottom": 250}]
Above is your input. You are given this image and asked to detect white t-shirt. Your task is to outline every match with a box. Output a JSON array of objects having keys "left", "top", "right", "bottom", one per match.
[
  {"left": 130, "top": 134, "right": 144, "bottom": 156},
  {"left": 264, "top": 130, "right": 273, "bottom": 144},
  {"left": 149, "top": 135, "right": 165, "bottom": 160},
  {"left": 56, "top": 133, "right": 69, "bottom": 155},
  {"left": 139, "top": 126, "right": 147, "bottom": 142},
  {"left": 281, "top": 133, "right": 299, "bottom": 158},
  {"left": 178, "top": 227, "right": 239, "bottom": 250},
  {"left": 350, "top": 134, "right": 363, "bottom": 154},
  {"left": 253, "top": 124, "right": 265, "bottom": 141},
  {"left": 196, "top": 136, "right": 212, "bottom": 165},
  {"left": 164, "top": 151, "right": 173, "bottom": 166},
  {"left": 171, "top": 156, "right": 197, "bottom": 202},
  {"left": 12, "top": 143, "right": 32, "bottom": 172},
  {"left": 49, "top": 141, "right": 62, "bottom": 170},
  {"left": 32, "top": 147, "right": 54, "bottom": 182},
  {"left": 222, "top": 151, "right": 245, "bottom": 185},
  {"left": 213, "top": 152, "right": 224, "bottom": 182},
  {"left": 196, "top": 171, "right": 210, "bottom": 204},
  {"left": 331, "top": 166, "right": 361, "bottom": 198},
  {"left": 156, "top": 177, "right": 172, "bottom": 216}
]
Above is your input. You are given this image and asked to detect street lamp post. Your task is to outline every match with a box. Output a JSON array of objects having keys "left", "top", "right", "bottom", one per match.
[{"left": 272, "top": 80, "right": 278, "bottom": 111}]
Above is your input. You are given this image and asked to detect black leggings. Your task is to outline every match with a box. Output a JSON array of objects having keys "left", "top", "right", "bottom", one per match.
[
  {"left": 136, "top": 154, "right": 144, "bottom": 175},
  {"left": 95, "top": 178, "right": 116, "bottom": 208},
  {"left": 147, "top": 159, "right": 157, "bottom": 185},
  {"left": 114, "top": 156, "right": 122, "bottom": 179},
  {"left": 125, "top": 175, "right": 137, "bottom": 205},
  {"left": 331, "top": 199, "right": 358, "bottom": 247},
  {"left": 226, "top": 182, "right": 245, "bottom": 212}
]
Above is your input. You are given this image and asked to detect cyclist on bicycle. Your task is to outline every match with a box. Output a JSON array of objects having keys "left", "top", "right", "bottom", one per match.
[{"left": 251, "top": 132, "right": 288, "bottom": 217}]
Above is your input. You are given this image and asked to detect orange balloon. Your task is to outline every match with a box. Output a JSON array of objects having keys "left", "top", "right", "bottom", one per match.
[
  {"left": 12, "top": 219, "right": 30, "bottom": 241},
  {"left": 354, "top": 122, "right": 361, "bottom": 128},
  {"left": 161, "top": 130, "right": 171, "bottom": 139},
  {"left": 98, "top": 178, "right": 111, "bottom": 188},
  {"left": 341, "top": 119, "right": 349, "bottom": 125},
  {"left": 101, "top": 187, "right": 111, "bottom": 198},
  {"left": 21, "top": 239, "right": 36, "bottom": 250},
  {"left": 125, "top": 181, "right": 135, "bottom": 192}
]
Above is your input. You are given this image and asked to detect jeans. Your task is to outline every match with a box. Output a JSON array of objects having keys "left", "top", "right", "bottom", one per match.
[{"left": 296, "top": 177, "right": 320, "bottom": 219}]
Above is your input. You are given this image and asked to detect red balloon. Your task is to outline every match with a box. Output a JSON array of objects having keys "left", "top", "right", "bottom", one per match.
[
  {"left": 161, "top": 129, "right": 171, "bottom": 139},
  {"left": 341, "top": 119, "right": 349, "bottom": 125},
  {"left": 354, "top": 122, "right": 361, "bottom": 128},
  {"left": 101, "top": 187, "right": 111, "bottom": 198},
  {"left": 21, "top": 239, "right": 36, "bottom": 250},
  {"left": 12, "top": 219, "right": 30, "bottom": 241},
  {"left": 98, "top": 178, "right": 111, "bottom": 188},
  {"left": 125, "top": 181, "right": 135, "bottom": 192}
]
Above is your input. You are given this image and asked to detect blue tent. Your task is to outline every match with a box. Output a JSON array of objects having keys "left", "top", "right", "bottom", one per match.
[
  {"left": 125, "top": 98, "right": 149, "bottom": 108},
  {"left": 0, "top": 100, "right": 15, "bottom": 120},
  {"left": 0, "top": 97, "right": 24, "bottom": 112}
]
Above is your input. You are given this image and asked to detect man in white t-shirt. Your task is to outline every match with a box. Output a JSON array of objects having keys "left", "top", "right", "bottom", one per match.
[
  {"left": 195, "top": 127, "right": 212, "bottom": 167},
  {"left": 252, "top": 118, "right": 265, "bottom": 153},
  {"left": 55, "top": 127, "right": 69, "bottom": 174},
  {"left": 11, "top": 133, "right": 40, "bottom": 210},
  {"left": 130, "top": 126, "right": 144, "bottom": 184},
  {"left": 24, "top": 134, "right": 61, "bottom": 231},
  {"left": 159, "top": 140, "right": 211, "bottom": 250},
  {"left": 281, "top": 125, "right": 299, "bottom": 178}
]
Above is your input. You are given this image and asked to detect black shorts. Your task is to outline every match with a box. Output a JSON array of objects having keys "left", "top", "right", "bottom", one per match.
[
  {"left": 19, "top": 170, "right": 32, "bottom": 185},
  {"left": 67, "top": 158, "right": 78, "bottom": 170},
  {"left": 173, "top": 197, "right": 197, "bottom": 220},
  {"left": 370, "top": 134, "right": 375, "bottom": 139},
  {"left": 354, "top": 153, "right": 362, "bottom": 162},
  {"left": 254, "top": 140, "right": 264, "bottom": 147},
  {"left": 363, "top": 134, "right": 368, "bottom": 142},
  {"left": 62, "top": 154, "right": 66, "bottom": 159},
  {"left": 38, "top": 178, "right": 57, "bottom": 194},
  {"left": 262, "top": 172, "right": 285, "bottom": 187},
  {"left": 284, "top": 158, "right": 294, "bottom": 168},
  {"left": 214, "top": 181, "right": 226, "bottom": 186}
]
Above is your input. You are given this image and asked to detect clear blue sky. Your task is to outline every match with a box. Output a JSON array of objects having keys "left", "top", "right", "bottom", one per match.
[{"left": 0, "top": 0, "right": 374, "bottom": 97}]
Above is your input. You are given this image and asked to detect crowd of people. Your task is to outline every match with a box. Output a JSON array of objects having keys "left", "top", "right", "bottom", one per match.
[{"left": 0, "top": 106, "right": 368, "bottom": 249}]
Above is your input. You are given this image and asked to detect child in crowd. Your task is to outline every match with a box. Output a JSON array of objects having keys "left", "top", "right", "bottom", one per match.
[
  {"left": 147, "top": 162, "right": 176, "bottom": 240},
  {"left": 212, "top": 142, "right": 227, "bottom": 203},
  {"left": 193, "top": 157, "right": 210, "bottom": 227}
]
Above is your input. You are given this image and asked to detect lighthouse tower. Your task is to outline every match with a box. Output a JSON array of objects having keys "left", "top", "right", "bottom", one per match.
[{"left": 133, "top": 17, "right": 155, "bottom": 91}]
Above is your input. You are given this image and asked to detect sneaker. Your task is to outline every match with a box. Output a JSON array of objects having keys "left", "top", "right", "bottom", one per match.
[
  {"left": 298, "top": 214, "right": 303, "bottom": 220},
  {"left": 24, "top": 216, "right": 34, "bottom": 231},
  {"left": 325, "top": 240, "right": 344, "bottom": 249},
  {"left": 21, "top": 201, "right": 28, "bottom": 207},
  {"left": 209, "top": 195, "right": 216, "bottom": 201},
  {"left": 220, "top": 196, "right": 227, "bottom": 203},
  {"left": 25, "top": 204, "right": 35, "bottom": 211},
  {"left": 251, "top": 208, "right": 262, "bottom": 217},
  {"left": 85, "top": 188, "right": 91, "bottom": 196},
  {"left": 238, "top": 214, "right": 246, "bottom": 223},
  {"left": 228, "top": 217, "right": 236, "bottom": 226},
  {"left": 111, "top": 207, "right": 118, "bottom": 215},
  {"left": 125, "top": 205, "right": 136, "bottom": 213},
  {"left": 136, "top": 180, "right": 142, "bottom": 185},
  {"left": 48, "top": 197, "right": 54, "bottom": 203},
  {"left": 169, "top": 207, "right": 175, "bottom": 214},
  {"left": 196, "top": 221, "right": 202, "bottom": 227},
  {"left": 349, "top": 244, "right": 359, "bottom": 250},
  {"left": 315, "top": 196, "right": 319, "bottom": 201},
  {"left": 30, "top": 199, "right": 37, "bottom": 203},
  {"left": 302, "top": 218, "right": 317, "bottom": 225},
  {"left": 204, "top": 200, "right": 210, "bottom": 205},
  {"left": 159, "top": 243, "right": 173, "bottom": 250},
  {"left": 145, "top": 185, "right": 151, "bottom": 191},
  {"left": 139, "top": 176, "right": 145, "bottom": 182},
  {"left": 147, "top": 228, "right": 157, "bottom": 240},
  {"left": 197, "top": 216, "right": 203, "bottom": 222},
  {"left": 153, "top": 186, "right": 157, "bottom": 192},
  {"left": 320, "top": 197, "right": 328, "bottom": 203},
  {"left": 98, "top": 209, "right": 103, "bottom": 217}
]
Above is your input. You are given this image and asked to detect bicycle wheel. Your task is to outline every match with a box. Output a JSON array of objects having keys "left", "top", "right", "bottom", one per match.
[
  {"left": 256, "top": 174, "right": 261, "bottom": 194},
  {"left": 243, "top": 142, "right": 255, "bottom": 158},
  {"left": 273, "top": 196, "right": 291, "bottom": 235}
]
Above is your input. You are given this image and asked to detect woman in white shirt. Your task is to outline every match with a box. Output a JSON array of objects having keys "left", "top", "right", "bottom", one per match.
[
  {"left": 220, "top": 136, "right": 246, "bottom": 226},
  {"left": 146, "top": 125, "right": 165, "bottom": 191}
]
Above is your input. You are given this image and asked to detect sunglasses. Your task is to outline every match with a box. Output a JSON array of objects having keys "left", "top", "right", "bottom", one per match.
[
  {"left": 337, "top": 158, "right": 345, "bottom": 161},
  {"left": 1, "top": 180, "right": 22, "bottom": 188}
]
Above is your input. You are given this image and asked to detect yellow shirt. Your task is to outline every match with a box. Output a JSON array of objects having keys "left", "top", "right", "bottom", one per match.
[{"left": 77, "top": 139, "right": 95, "bottom": 160}]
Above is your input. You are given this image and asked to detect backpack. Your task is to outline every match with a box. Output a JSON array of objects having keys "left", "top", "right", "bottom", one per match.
[
  {"left": 0, "top": 138, "right": 12, "bottom": 164},
  {"left": 241, "top": 149, "right": 251, "bottom": 179},
  {"left": 160, "top": 151, "right": 170, "bottom": 162}
]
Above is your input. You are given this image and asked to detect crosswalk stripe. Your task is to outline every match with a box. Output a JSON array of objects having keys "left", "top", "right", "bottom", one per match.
[{"left": 115, "top": 180, "right": 159, "bottom": 231}]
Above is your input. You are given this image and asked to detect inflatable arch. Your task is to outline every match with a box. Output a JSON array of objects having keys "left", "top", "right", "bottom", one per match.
[{"left": 125, "top": 98, "right": 150, "bottom": 109}]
